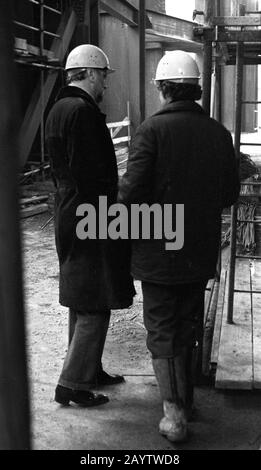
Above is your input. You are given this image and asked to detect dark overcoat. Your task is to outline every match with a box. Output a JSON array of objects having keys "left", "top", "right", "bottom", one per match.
[
  {"left": 119, "top": 100, "right": 240, "bottom": 285},
  {"left": 45, "top": 86, "right": 135, "bottom": 311}
]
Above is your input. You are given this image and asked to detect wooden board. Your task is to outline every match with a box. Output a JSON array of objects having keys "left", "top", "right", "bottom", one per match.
[
  {"left": 204, "top": 279, "right": 214, "bottom": 319},
  {"left": 210, "top": 255, "right": 229, "bottom": 365},
  {"left": 20, "top": 195, "right": 48, "bottom": 205},
  {"left": 20, "top": 204, "right": 49, "bottom": 219},
  {"left": 251, "top": 260, "right": 261, "bottom": 389},
  {"left": 215, "top": 260, "right": 253, "bottom": 389}
]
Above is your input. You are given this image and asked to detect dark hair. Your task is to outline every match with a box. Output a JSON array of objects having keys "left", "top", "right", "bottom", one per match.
[
  {"left": 157, "top": 81, "right": 202, "bottom": 102},
  {"left": 66, "top": 68, "right": 88, "bottom": 85}
]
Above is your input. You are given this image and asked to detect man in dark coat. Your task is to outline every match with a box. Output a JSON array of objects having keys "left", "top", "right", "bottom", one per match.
[
  {"left": 45, "top": 44, "right": 135, "bottom": 407},
  {"left": 119, "top": 51, "right": 240, "bottom": 441}
]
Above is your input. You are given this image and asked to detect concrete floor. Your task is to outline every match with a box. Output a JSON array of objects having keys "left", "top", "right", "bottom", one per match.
[
  {"left": 32, "top": 375, "right": 261, "bottom": 451},
  {"left": 23, "top": 213, "right": 261, "bottom": 451}
]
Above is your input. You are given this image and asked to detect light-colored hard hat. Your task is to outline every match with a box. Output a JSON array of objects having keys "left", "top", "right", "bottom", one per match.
[
  {"left": 154, "top": 50, "right": 200, "bottom": 83},
  {"left": 65, "top": 44, "right": 115, "bottom": 73}
]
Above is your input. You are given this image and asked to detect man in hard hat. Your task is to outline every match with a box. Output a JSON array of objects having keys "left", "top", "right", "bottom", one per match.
[
  {"left": 119, "top": 50, "right": 240, "bottom": 441},
  {"left": 45, "top": 44, "right": 135, "bottom": 407}
]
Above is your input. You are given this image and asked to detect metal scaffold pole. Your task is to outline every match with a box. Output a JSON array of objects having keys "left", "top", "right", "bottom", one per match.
[
  {"left": 139, "top": 0, "right": 146, "bottom": 123},
  {"left": 227, "top": 41, "right": 244, "bottom": 324},
  {"left": 0, "top": 1, "right": 30, "bottom": 449}
]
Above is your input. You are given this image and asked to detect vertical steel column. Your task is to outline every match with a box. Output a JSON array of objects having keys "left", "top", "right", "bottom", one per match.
[
  {"left": 84, "top": 0, "right": 99, "bottom": 45},
  {"left": 90, "top": 0, "right": 99, "bottom": 46},
  {"left": 40, "top": 0, "right": 45, "bottom": 180},
  {"left": 139, "top": 0, "right": 146, "bottom": 123},
  {"left": 202, "top": 40, "right": 213, "bottom": 115},
  {"left": 227, "top": 42, "right": 244, "bottom": 324},
  {"left": 0, "top": 3, "right": 30, "bottom": 449},
  {"left": 204, "top": 0, "right": 216, "bottom": 23}
]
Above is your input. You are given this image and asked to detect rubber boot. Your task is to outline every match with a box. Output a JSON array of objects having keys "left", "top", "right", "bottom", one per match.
[{"left": 152, "top": 357, "right": 188, "bottom": 443}]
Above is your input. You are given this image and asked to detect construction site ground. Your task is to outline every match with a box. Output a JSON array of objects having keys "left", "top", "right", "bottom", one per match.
[{"left": 22, "top": 210, "right": 261, "bottom": 452}]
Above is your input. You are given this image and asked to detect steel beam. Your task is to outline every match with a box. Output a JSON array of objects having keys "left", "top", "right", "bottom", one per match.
[
  {"left": 146, "top": 10, "right": 197, "bottom": 43},
  {"left": 100, "top": 0, "right": 138, "bottom": 27},
  {"left": 212, "top": 15, "right": 261, "bottom": 26},
  {"left": 195, "top": 28, "right": 261, "bottom": 42}
]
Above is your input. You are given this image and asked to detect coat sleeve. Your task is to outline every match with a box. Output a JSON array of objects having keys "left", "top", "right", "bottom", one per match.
[
  {"left": 66, "top": 105, "right": 101, "bottom": 197},
  {"left": 118, "top": 122, "right": 156, "bottom": 204},
  {"left": 220, "top": 130, "right": 241, "bottom": 208}
]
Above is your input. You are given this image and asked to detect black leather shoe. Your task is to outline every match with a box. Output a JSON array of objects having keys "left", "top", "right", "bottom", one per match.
[
  {"left": 55, "top": 385, "right": 109, "bottom": 407},
  {"left": 96, "top": 370, "right": 125, "bottom": 386}
]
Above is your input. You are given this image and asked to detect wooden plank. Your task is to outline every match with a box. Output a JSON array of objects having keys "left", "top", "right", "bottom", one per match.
[
  {"left": 215, "top": 260, "right": 253, "bottom": 389},
  {"left": 20, "top": 195, "right": 48, "bottom": 205},
  {"left": 20, "top": 203, "right": 49, "bottom": 219},
  {"left": 203, "top": 278, "right": 220, "bottom": 375},
  {"left": 113, "top": 136, "right": 130, "bottom": 145},
  {"left": 250, "top": 260, "right": 261, "bottom": 389},
  {"left": 253, "top": 293, "right": 261, "bottom": 389},
  {"left": 210, "top": 258, "right": 229, "bottom": 365},
  {"left": 19, "top": 9, "right": 78, "bottom": 167},
  {"left": 204, "top": 279, "right": 214, "bottom": 319},
  {"left": 107, "top": 119, "right": 130, "bottom": 129},
  {"left": 115, "top": 146, "right": 128, "bottom": 157}
]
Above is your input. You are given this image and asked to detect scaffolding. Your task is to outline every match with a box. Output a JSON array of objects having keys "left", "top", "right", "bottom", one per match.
[
  {"left": 194, "top": 1, "right": 261, "bottom": 388},
  {"left": 14, "top": 0, "right": 76, "bottom": 178}
]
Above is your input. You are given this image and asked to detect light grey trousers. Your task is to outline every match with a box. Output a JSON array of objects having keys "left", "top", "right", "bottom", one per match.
[{"left": 58, "top": 309, "right": 110, "bottom": 391}]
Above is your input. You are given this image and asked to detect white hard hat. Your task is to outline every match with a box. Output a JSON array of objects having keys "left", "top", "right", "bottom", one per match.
[
  {"left": 65, "top": 44, "right": 115, "bottom": 73},
  {"left": 154, "top": 50, "right": 200, "bottom": 83}
]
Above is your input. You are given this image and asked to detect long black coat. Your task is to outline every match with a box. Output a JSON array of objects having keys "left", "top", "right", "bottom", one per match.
[
  {"left": 45, "top": 86, "right": 135, "bottom": 311},
  {"left": 119, "top": 100, "right": 240, "bottom": 285}
]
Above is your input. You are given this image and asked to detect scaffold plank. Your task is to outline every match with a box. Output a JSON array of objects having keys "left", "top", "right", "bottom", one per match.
[
  {"left": 250, "top": 261, "right": 261, "bottom": 389},
  {"left": 215, "top": 260, "right": 253, "bottom": 389}
]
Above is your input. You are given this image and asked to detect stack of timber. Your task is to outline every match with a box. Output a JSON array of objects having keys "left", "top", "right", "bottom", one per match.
[
  {"left": 116, "top": 146, "right": 129, "bottom": 176},
  {"left": 20, "top": 180, "right": 55, "bottom": 219},
  {"left": 20, "top": 195, "right": 49, "bottom": 219}
]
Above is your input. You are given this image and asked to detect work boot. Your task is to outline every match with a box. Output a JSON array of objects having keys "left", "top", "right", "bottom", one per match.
[
  {"left": 55, "top": 385, "right": 109, "bottom": 407},
  {"left": 152, "top": 357, "right": 188, "bottom": 443},
  {"left": 96, "top": 370, "right": 125, "bottom": 386},
  {"left": 159, "top": 401, "right": 187, "bottom": 442}
]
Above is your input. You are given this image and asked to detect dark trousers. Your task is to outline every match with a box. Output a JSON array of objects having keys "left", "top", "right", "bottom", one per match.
[
  {"left": 142, "top": 281, "right": 207, "bottom": 359},
  {"left": 58, "top": 309, "right": 110, "bottom": 391}
]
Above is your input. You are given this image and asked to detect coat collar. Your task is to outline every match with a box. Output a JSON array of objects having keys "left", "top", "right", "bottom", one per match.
[
  {"left": 153, "top": 100, "right": 205, "bottom": 117},
  {"left": 56, "top": 86, "right": 101, "bottom": 113}
]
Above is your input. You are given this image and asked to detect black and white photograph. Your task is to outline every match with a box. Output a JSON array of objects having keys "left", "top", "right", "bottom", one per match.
[{"left": 1, "top": 0, "right": 261, "bottom": 459}]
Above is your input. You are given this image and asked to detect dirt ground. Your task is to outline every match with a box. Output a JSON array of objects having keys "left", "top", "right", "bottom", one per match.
[
  {"left": 22, "top": 210, "right": 261, "bottom": 451},
  {"left": 22, "top": 211, "right": 153, "bottom": 444}
]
